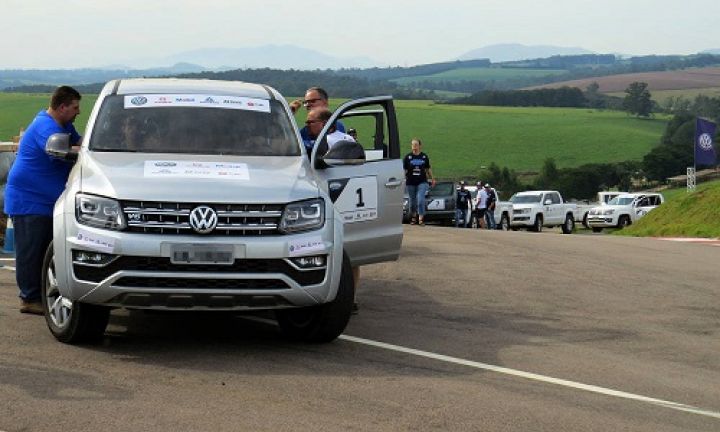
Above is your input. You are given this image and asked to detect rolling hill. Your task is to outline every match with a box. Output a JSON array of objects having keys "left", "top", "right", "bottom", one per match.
[{"left": 525, "top": 67, "right": 720, "bottom": 93}]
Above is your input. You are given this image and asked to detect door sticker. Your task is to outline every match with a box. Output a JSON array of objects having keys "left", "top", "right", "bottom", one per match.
[
  {"left": 427, "top": 199, "right": 444, "bottom": 210},
  {"left": 331, "top": 176, "right": 378, "bottom": 223}
]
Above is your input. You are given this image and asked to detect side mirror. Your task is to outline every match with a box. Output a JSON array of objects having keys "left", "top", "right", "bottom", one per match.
[
  {"left": 544, "top": 199, "right": 552, "bottom": 205},
  {"left": 321, "top": 140, "right": 366, "bottom": 166},
  {"left": 45, "top": 133, "right": 77, "bottom": 162}
]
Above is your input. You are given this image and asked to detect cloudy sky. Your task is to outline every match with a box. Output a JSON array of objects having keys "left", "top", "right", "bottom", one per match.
[{"left": 3, "top": 0, "right": 720, "bottom": 69}]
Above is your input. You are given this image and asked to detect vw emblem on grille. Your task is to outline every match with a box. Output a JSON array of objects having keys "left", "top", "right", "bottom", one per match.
[{"left": 189, "top": 206, "right": 218, "bottom": 234}]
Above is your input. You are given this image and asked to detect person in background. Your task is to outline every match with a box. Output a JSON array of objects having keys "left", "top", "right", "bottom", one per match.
[
  {"left": 347, "top": 128, "right": 358, "bottom": 143},
  {"left": 4, "top": 86, "right": 82, "bottom": 315},
  {"left": 484, "top": 183, "right": 497, "bottom": 229},
  {"left": 403, "top": 138, "right": 436, "bottom": 226},
  {"left": 455, "top": 181, "right": 472, "bottom": 228},
  {"left": 475, "top": 182, "right": 488, "bottom": 229}
]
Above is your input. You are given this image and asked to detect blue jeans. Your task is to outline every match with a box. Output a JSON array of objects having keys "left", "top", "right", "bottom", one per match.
[
  {"left": 13, "top": 215, "right": 53, "bottom": 302},
  {"left": 455, "top": 208, "right": 468, "bottom": 228},
  {"left": 485, "top": 208, "right": 497, "bottom": 229},
  {"left": 406, "top": 182, "right": 430, "bottom": 217}
]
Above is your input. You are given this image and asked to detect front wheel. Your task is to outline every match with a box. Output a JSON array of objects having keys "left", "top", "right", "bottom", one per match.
[
  {"left": 499, "top": 213, "right": 510, "bottom": 231},
  {"left": 276, "top": 252, "right": 355, "bottom": 343},
  {"left": 617, "top": 215, "right": 632, "bottom": 228},
  {"left": 42, "top": 242, "right": 110, "bottom": 344},
  {"left": 531, "top": 215, "right": 543, "bottom": 232},
  {"left": 561, "top": 214, "right": 575, "bottom": 234}
]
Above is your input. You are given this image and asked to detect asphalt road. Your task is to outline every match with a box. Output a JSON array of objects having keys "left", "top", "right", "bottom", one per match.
[{"left": 1, "top": 227, "right": 719, "bottom": 431}]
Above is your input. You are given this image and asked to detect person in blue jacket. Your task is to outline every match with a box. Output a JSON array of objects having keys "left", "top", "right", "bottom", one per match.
[{"left": 4, "top": 86, "right": 82, "bottom": 314}]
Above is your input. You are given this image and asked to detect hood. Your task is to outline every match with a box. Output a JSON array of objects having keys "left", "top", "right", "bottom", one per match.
[{"left": 78, "top": 152, "right": 319, "bottom": 203}]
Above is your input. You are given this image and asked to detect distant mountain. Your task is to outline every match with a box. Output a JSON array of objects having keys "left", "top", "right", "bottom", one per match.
[
  {"left": 458, "top": 43, "right": 595, "bottom": 63},
  {"left": 157, "top": 45, "right": 378, "bottom": 70},
  {"left": 0, "top": 63, "right": 214, "bottom": 90},
  {"left": 701, "top": 48, "right": 720, "bottom": 55}
]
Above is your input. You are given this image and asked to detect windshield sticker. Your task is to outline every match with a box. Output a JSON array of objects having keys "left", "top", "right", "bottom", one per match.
[
  {"left": 288, "top": 236, "right": 325, "bottom": 257},
  {"left": 75, "top": 229, "right": 115, "bottom": 254},
  {"left": 144, "top": 161, "right": 250, "bottom": 180},
  {"left": 124, "top": 94, "right": 270, "bottom": 113}
]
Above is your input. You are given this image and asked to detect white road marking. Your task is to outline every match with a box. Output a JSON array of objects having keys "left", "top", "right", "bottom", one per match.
[
  {"left": 1, "top": 266, "right": 15, "bottom": 271},
  {"left": 3, "top": 270, "right": 713, "bottom": 420},
  {"left": 0, "top": 257, "right": 15, "bottom": 261},
  {"left": 339, "top": 335, "right": 720, "bottom": 420}
]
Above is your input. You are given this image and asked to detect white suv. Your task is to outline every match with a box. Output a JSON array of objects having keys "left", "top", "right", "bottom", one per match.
[
  {"left": 42, "top": 78, "right": 404, "bottom": 343},
  {"left": 586, "top": 193, "right": 664, "bottom": 232}
]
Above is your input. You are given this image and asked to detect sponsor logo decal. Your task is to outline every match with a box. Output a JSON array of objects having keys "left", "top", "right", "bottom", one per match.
[{"left": 130, "top": 96, "right": 147, "bottom": 106}]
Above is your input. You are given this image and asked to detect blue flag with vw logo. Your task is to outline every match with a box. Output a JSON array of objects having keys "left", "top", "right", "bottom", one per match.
[{"left": 695, "top": 118, "right": 717, "bottom": 166}]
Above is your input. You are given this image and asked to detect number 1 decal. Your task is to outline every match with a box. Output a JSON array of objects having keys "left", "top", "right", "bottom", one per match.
[
  {"left": 356, "top": 188, "right": 365, "bottom": 208},
  {"left": 333, "top": 176, "right": 378, "bottom": 223}
]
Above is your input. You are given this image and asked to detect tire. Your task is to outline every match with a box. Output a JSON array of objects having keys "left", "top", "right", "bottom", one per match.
[
  {"left": 531, "top": 215, "right": 543, "bottom": 232},
  {"left": 41, "top": 242, "right": 110, "bottom": 344},
  {"left": 276, "top": 252, "right": 354, "bottom": 343},
  {"left": 592, "top": 227, "right": 603, "bottom": 233},
  {"left": 617, "top": 215, "right": 632, "bottom": 228},
  {"left": 499, "top": 213, "right": 510, "bottom": 231},
  {"left": 561, "top": 214, "right": 575, "bottom": 234}
]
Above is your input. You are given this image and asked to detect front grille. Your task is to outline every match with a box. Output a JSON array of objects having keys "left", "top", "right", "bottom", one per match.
[
  {"left": 121, "top": 200, "right": 284, "bottom": 236},
  {"left": 114, "top": 277, "right": 289, "bottom": 290},
  {"left": 73, "top": 256, "right": 326, "bottom": 286}
]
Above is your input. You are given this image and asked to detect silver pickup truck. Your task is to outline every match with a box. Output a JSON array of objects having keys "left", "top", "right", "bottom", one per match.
[{"left": 42, "top": 78, "right": 404, "bottom": 344}]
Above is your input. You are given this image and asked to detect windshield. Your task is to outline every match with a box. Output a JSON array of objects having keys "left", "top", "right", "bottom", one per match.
[
  {"left": 89, "top": 94, "right": 300, "bottom": 156},
  {"left": 510, "top": 194, "right": 542, "bottom": 204},
  {"left": 608, "top": 197, "right": 635, "bottom": 205},
  {"left": 428, "top": 183, "right": 454, "bottom": 196}
]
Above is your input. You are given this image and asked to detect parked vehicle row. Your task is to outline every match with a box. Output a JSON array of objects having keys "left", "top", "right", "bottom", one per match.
[
  {"left": 403, "top": 185, "right": 664, "bottom": 235},
  {"left": 402, "top": 182, "right": 513, "bottom": 229}
]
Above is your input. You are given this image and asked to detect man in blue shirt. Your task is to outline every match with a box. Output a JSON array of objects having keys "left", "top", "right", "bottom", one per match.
[{"left": 5, "top": 86, "right": 82, "bottom": 314}]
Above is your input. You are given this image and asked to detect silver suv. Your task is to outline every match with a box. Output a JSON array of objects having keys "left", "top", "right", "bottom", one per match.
[{"left": 42, "top": 78, "right": 404, "bottom": 343}]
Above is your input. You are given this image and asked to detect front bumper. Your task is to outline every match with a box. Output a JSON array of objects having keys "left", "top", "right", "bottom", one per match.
[
  {"left": 586, "top": 215, "right": 618, "bottom": 227},
  {"left": 54, "top": 214, "right": 343, "bottom": 311}
]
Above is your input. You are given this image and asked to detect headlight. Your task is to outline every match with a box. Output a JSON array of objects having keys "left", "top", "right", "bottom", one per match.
[
  {"left": 603, "top": 209, "right": 615, "bottom": 215},
  {"left": 279, "top": 198, "right": 325, "bottom": 233},
  {"left": 76, "top": 194, "right": 126, "bottom": 230}
]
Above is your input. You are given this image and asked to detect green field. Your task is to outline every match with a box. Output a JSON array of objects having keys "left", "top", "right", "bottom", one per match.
[
  {"left": 1, "top": 93, "right": 668, "bottom": 179},
  {"left": 388, "top": 101, "right": 668, "bottom": 177},
  {"left": 0, "top": 93, "right": 97, "bottom": 139},
  {"left": 392, "top": 67, "right": 568, "bottom": 85}
]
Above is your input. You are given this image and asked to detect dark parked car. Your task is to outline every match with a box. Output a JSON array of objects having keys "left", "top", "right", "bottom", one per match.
[{"left": 402, "top": 181, "right": 457, "bottom": 225}]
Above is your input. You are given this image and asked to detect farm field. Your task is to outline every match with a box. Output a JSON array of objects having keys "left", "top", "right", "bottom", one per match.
[
  {"left": 607, "top": 86, "right": 720, "bottom": 104},
  {"left": 0, "top": 92, "right": 96, "bottom": 139},
  {"left": 391, "top": 67, "right": 567, "bottom": 85},
  {"left": 526, "top": 66, "right": 720, "bottom": 93},
  {"left": 1, "top": 93, "right": 668, "bottom": 179}
]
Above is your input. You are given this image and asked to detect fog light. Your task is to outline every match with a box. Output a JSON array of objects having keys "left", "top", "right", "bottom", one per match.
[
  {"left": 290, "top": 255, "right": 326, "bottom": 268},
  {"left": 72, "top": 250, "right": 116, "bottom": 266}
]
